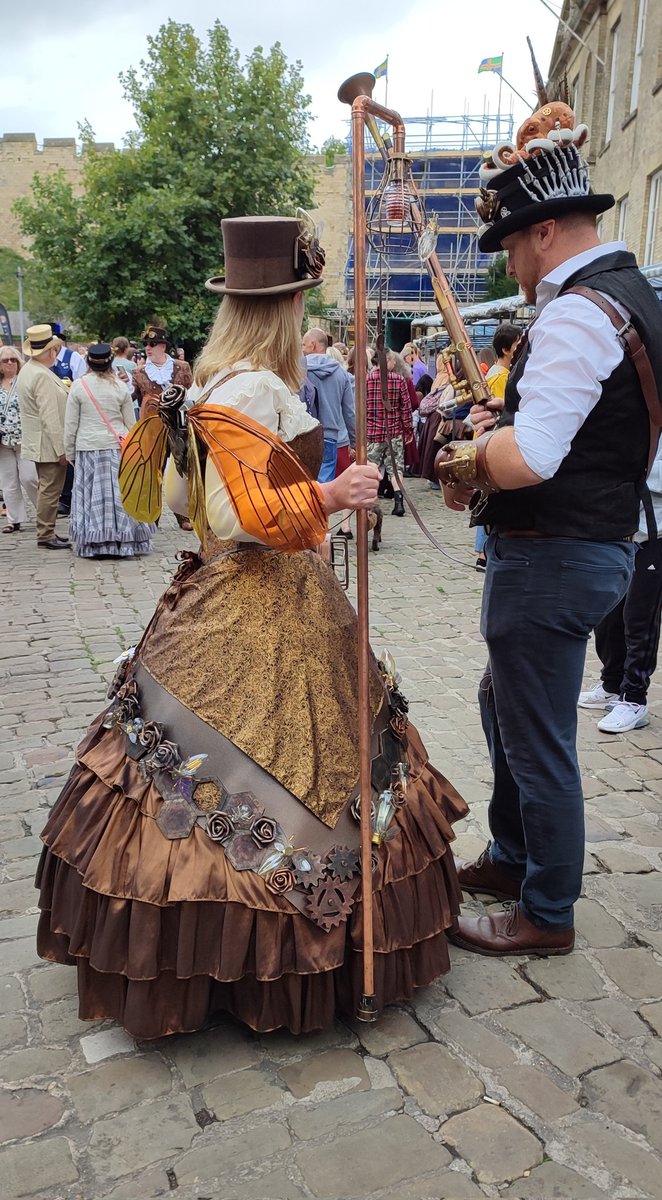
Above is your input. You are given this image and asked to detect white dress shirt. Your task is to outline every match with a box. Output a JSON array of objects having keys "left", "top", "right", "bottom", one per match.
[
  {"left": 514, "top": 242, "right": 629, "bottom": 480},
  {"left": 144, "top": 357, "right": 175, "bottom": 387}
]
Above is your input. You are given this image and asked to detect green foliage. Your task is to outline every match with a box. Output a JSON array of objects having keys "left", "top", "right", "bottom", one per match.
[
  {"left": 484, "top": 253, "right": 520, "bottom": 301},
  {"left": 0, "top": 247, "right": 67, "bottom": 323},
  {"left": 14, "top": 21, "right": 314, "bottom": 348},
  {"left": 320, "top": 136, "right": 347, "bottom": 167}
]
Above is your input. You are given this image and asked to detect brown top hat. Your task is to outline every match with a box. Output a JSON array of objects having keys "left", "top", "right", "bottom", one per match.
[
  {"left": 206, "top": 216, "right": 325, "bottom": 297},
  {"left": 142, "top": 325, "right": 169, "bottom": 347}
]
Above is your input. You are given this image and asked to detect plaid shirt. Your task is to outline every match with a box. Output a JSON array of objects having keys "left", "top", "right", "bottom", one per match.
[{"left": 366, "top": 369, "right": 413, "bottom": 442}]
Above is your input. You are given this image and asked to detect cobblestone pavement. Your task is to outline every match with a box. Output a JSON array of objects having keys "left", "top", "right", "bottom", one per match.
[{"left": 1, "top": 485, "right": 662, "bottom": 1200}]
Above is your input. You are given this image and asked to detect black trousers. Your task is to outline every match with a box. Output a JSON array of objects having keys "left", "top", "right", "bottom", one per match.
[
  {"left": 60, "top": 462, "right": 74, "bottom": 509},
  {"left": 596, "top": 539, "right": 662, "bottom": 704}
]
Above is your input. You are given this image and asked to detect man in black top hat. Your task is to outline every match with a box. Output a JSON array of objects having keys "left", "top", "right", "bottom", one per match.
[{"left": 436, "top": 125, "right": 662, "bottom": 956}]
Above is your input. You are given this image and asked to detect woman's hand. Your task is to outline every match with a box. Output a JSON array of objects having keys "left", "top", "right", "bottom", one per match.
[
  {"left": 469, "top": 397, "right": 503, "bottom": 434},
  {"left": 322, "top": 463, "right": 380, "bottom": 514}
]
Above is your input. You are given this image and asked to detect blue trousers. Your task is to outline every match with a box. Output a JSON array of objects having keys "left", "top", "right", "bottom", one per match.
[
  {"left": 318, "top": 440, "right": 338, "bottom": 483},
  {"left": 480, "top": 533, "right": 634, "bottom": 928}
]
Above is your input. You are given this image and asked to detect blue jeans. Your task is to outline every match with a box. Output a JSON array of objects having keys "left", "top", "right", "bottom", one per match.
[
  {"left": 480, "top": 533, "right": 634, "bottom": 929},
  {"left": 474, "top": 526, "right": 488, "bottom": 554},
  {"left": 318, "top": 440, "right": 338, "bottom": 483}
]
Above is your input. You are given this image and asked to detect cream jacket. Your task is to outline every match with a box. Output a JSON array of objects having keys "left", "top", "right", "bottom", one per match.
[
  {"left": 64, "top": 374, "right": 135, "bottom": 459},
  {"left": 16, "top": 359, "right": 68, "bottom": 462}
]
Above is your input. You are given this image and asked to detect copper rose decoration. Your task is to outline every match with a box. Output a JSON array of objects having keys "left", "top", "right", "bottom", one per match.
[
  {"left": 143, "top": 740, "right": 181, "bottom": 775},
  {"left": 137, "top": 721, "right": 164, "bottom": 753},
  {"left": 116, "top": 680, "right": 139, "bottom": 702},
  {"left": 264, "top": 868, "right": 296, "bottom": 896},
  {"left": 115, "top": 696, "right": 140, "bottom": 725},
  {"left": 206, "top": 812, "right": 234, "bottom": 843},
  {"left": 251, "top": 816, "right": 277, "bottom": 847}
]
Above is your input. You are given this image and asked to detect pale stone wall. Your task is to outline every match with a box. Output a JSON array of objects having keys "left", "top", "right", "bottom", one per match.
[
  {"left": 0, "top": 135, "right": 89, "bottom": 253},
  {"left": 306, "top": 153, "right": 351, "bottom": 309},
  {"left": 548, "top": 0, "right": 662, "bottom": 264}
]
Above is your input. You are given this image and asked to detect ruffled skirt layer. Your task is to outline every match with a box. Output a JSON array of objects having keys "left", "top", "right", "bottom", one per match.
[{"left": 36, "top": 718, "right": 466, "bottom": 1039}]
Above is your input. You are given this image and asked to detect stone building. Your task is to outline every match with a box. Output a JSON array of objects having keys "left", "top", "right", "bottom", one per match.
[
  {"left": 306, "top": 153, "right": 351, "bottom": 309},
  {"left": 547, "top": 0, "right": 662, "bottom": 264},
  {"left": 0, "top": 134, "right": 115, "bottom": 254}
]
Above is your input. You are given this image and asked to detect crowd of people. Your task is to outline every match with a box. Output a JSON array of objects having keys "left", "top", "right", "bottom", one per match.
[{"left": 0, "top": 323, "right": 192, "bottom": 556}]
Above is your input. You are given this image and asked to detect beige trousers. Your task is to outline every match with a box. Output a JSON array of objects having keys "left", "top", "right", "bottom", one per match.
[
  {"left": 35, "top": 461, "right": 67, "bottom": 542},
  {"left": 0, "top": 444, "right": 39, "bottom": 526}
]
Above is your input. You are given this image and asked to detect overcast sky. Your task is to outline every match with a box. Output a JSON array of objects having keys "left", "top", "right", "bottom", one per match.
[{"left": 5, "top": 1, "right": 560, "bottom": 148}]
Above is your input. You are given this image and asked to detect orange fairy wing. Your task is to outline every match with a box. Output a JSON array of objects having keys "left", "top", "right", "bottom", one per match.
[
  {"left": 188, "top": 404, "right": 328, "bottom": 551},
  {"left": 118, "top": 415, "right": 169, "bottom": 523}
]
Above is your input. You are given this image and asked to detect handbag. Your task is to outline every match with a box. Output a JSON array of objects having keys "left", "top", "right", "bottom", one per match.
[
  {"left": 418, "top": 392, "right": 439, "bottom": 417},
  {"left": 81, "top": 378, "right": 127, "bottom": 451}
]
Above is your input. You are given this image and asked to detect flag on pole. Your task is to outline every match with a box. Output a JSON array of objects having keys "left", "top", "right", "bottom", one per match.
[
  {"left": 373, "top": 57, "right": 388, "bottom": 80},
  {"left": 478, "top": 54, "right": 503, "bottom": 74}
]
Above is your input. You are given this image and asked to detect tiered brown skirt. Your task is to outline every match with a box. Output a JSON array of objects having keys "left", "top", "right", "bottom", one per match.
[
  {"left": 36, "top": 545, "right": 467, "bottom": 1040},
  {"left": 36, "top": 715, "right": 466, "bottom": 1040}
]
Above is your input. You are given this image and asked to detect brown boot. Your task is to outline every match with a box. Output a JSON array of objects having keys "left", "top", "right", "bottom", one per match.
[
  {"left": 455, "top": 845, "right": 523, "bottom": 901},
  {"left": 448, "top": 902, "right": 574, "bottom": 957}
]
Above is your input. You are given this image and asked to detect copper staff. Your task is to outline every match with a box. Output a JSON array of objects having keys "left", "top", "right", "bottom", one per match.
[{"left": 338, "top": 72, "right": 492, "bottom": 1022}]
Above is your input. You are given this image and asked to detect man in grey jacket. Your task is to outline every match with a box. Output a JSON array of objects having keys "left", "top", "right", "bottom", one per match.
[{"left": 302, "top": 328, "right": 355, "bottom": 482}]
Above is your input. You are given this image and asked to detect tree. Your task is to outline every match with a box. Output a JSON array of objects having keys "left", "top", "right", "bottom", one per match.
[
  {"left": 0, "top": 247, "right": 66, "bottom": 324},
  {"left": 14, "top": 21, "right": 314, "bottom": 348},
  {"left": 484, "top": 253, "right": 520, "bottom": 301},
  {"left": 320, "top": 136, "right": 348, "bottom": 167}
]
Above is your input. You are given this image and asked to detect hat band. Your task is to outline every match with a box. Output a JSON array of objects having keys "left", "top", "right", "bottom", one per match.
[{"left": 29, "top": 336, "right": 54, "bottom": 350}]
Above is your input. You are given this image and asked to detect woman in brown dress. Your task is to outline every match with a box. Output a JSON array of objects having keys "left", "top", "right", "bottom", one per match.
[{"left": 35, "top": 216, "right": 467, "bottom": 1040}]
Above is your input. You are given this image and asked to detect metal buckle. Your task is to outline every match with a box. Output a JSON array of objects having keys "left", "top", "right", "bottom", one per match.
[
  {"left": 330, "top": 535, "right": 350, "bottom": 590},
  {"left": 616, "top": 319, "right": 633, "bottom": 345}
]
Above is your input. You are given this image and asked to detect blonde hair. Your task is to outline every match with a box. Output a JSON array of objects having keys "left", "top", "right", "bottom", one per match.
[
  {"left": 389, "top": 351, "right": 411, "bottom": 380},
  {"left": 326, "top": 346, "right": 347, "bottom": 367},
  {"left": 194, "top": 294, "right": 304, "bottom": 393},
  {"left": 0, "top": 346, "right": 23, "bottom": 371}
]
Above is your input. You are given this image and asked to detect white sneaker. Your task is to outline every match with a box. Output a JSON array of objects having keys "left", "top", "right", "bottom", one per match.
[
  {"left": 597, "top": 700, "right": 650, "bottom": 733},
  {"left": 578, "top": 681, "right": 619, "bottom": 710}
]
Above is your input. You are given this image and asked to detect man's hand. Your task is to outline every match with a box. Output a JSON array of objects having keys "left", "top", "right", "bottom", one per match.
[
  {"left": 322, "top": 463, "right": 380, "bottom": 513},
  {"left": 469, "top": 397, "right": 503, "bottom": 434},
  {"left": 58, "top": 455, "right": 67, "bottom": 466},
  {"left": 441, "top": 482, "right": 475, "bottom": 511}
]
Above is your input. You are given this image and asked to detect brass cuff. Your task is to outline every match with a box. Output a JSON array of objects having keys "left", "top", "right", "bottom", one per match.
[{"left": 435, "top": 433, "right": 498, "bottom": 492}]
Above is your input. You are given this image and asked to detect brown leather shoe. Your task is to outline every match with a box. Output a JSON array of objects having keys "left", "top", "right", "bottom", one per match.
[
  {"left": 455, "top": 845, "right": 523, "bottom": 901},
  {"left": 448, "top": 902, "right": 574, "bottom": 957}
]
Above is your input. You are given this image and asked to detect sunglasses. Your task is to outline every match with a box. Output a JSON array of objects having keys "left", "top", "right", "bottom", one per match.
[{"left": 0, "top": 357, "right": 19, "bottom": 365}]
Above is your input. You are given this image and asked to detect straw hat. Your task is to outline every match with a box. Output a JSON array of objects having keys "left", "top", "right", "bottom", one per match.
[{"left": 23, "top": 324, "right": 59, "bottom": 358}]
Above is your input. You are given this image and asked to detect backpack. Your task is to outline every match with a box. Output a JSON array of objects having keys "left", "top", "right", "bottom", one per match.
[{"left": 300, "top": 376, "right": 319, "bottom": 422}]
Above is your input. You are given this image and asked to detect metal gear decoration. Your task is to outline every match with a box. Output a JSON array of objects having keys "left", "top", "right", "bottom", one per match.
[
  {"left": 305, "top": 878, "right": 355, "bottom": 931},
  {"left": 326, "top": 846, "right": 360, "bottom": 882},
  {"left": 292, "top": 852, "right": 326, "bottom": 890}
]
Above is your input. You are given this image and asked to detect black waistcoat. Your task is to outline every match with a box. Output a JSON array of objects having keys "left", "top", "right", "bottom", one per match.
[{"left": 477, "top": 251, "right": 662, "bottom": 539}]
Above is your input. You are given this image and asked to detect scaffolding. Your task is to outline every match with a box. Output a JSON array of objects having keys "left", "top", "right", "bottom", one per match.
[{"left": 338, "top": 108, "right": 514, "bottom": 344}]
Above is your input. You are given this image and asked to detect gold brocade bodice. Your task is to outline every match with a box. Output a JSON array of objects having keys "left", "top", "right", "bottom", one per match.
[{"left": 140, "top": 545, "right": 384, "bottom": 827}]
